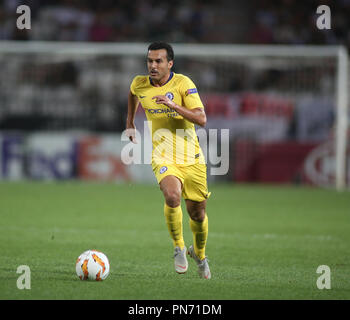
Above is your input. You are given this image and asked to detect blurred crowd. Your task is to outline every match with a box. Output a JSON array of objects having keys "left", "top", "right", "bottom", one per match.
[
  {"left": 249, "top": 0, "right": 350, "bottom": 48},
  {"left": 0, "top": 0, "right": 349, "bottom": 48},
  {"left": 0, "top": 0, "right": 341, "bottom": 141},
  {"left": 0, "top": 0, "right": 212, "bottom": 42}
]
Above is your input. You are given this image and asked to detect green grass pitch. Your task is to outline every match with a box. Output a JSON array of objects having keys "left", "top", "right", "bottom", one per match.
[{"left": 0, "top": 181, "right": 349, "bottom": 300}]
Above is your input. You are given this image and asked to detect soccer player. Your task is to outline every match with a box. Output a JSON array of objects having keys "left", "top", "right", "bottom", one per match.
[{"left": 126, "top": 42, "right": 211, "bottom": 279}]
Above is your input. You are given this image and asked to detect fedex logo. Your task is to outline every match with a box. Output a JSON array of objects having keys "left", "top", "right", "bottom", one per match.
[
  {"left": 0, "top": 133, "right": 131, "bottom": 182},
  {"left": 27, "top": 135, "right": 78, "bottom": 180},
  {"left": 0, "top": 134, "right": 77, "bottom": 180},
  {"left": 0, "top": 135, "right": 24, "bottom": 180}
]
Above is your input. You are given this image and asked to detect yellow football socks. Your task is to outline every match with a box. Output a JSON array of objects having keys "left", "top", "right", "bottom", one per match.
[
  {"left": 189, "top": 214, "right": 208, "bottom": 261},
  {"left": 164, "top": 203, "right": 208, "bottom": 259},
  {"left": 164, "top": 204, "right": 185, "bottom": 250}
]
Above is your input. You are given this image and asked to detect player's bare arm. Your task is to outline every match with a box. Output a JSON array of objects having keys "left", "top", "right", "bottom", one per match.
[
  {"left": 152, "top": 95, "right": 207, "bottom": 127},
  {"left": 126, "top": 90, "right": 139, "bottom": 143}
]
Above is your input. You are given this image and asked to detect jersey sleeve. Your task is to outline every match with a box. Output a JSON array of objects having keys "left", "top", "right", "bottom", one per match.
[
  {"left": 130, "top": 76, "right": 139, "bottom": 95},
  {"left": 180, "top": 76, "right": 204, "bottom": 109}
]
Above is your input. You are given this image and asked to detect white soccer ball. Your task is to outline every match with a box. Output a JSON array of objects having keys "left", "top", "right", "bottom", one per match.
[{"left": 75, "top": 250, "right": 110, "bottom": 281}]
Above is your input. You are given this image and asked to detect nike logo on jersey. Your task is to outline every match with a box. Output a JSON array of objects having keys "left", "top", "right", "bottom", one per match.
[{"left": 139, "top": 95, "right": 146, "bottom": 99}]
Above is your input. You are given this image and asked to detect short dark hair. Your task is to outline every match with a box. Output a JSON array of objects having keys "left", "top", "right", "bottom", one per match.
[{"left": 147, "top": 42, "right": 174, "bottom": 62}]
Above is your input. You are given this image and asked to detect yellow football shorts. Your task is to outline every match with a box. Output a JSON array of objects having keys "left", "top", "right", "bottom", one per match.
[{"left": 152, "top": 163, "right": 211, "bottom": 202}]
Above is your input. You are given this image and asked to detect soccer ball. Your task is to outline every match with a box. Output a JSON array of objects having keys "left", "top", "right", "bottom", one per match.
[{"left": 76, "top": 250, "right": 110, "bottom": 281}]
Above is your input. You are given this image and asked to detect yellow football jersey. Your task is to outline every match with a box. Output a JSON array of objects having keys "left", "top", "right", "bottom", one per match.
[{"left": 130, "top": 72, "right": 205, "bottom": 166}]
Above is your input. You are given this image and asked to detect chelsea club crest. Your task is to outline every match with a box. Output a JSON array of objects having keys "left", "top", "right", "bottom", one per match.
[
  {"left": 160, "top": 166, "right": 168, "bottom": 174},
  {"left": 165, "top": 92, "right": 174, "bottom": 100}
]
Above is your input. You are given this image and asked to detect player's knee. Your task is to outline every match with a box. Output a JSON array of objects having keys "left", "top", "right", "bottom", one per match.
[
  {"left": 189, "top": 209, "right": 206, "bottom": 222},
  {"left": 164, "top": 190, "right": 181, "bottom": 208}
]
